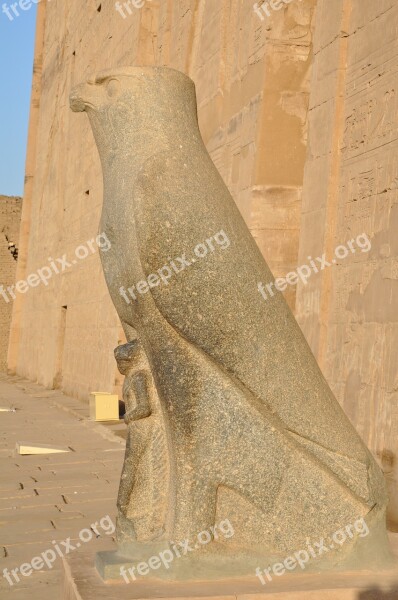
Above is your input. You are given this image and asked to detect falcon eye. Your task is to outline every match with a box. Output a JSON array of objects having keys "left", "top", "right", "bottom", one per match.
[{"left": 106, "top": 78, "right": 121, "bottom": 99}]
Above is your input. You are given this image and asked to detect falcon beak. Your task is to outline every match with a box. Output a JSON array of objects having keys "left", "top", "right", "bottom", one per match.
[{"left": 69, "top": 84, "right": 87, "bottom": 112}]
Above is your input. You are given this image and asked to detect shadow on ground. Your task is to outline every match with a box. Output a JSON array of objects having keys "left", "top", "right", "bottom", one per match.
[{"left": 358, "top": 586, "right": 398, "bottom": 599}]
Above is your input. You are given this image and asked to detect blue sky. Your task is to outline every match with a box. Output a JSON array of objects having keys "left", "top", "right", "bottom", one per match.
[{"left": 0, "top": 3, "right": 37, "bottom": 197}]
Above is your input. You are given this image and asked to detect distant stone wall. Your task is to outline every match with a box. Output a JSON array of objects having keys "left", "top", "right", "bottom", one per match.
[{"left": 0, "top": 196, "right": 22, "bottom": 372}]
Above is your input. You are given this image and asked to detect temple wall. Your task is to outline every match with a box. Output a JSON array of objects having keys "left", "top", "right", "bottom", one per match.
[
  {"left": 9, "top": 0, "right": 317, "bottom": 399},
  {"left": 296, "top": 0, "right": 398, "bottom": 524}
]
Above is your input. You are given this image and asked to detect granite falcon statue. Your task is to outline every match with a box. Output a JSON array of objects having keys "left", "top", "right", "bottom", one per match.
[{"left": 70, "top": 66, "right": 391, "bottom": 576}]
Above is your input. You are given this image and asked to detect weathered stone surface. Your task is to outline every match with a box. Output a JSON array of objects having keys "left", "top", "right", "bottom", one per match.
[
  {"left": 63, "top": 542, "right": 398, "bottom": 599},
  {"left": 70, "top": 66, "right": 392, "bottom": 576},
  {"left": 295, "top": 0, "right": 398, "bottom": 532}
]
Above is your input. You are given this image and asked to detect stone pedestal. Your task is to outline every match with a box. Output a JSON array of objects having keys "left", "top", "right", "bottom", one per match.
[{"left": 62, "top": 537, "right": 398, "bottom": 600}]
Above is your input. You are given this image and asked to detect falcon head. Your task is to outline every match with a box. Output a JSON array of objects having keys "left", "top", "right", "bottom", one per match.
[
  {"left": 69, "top": 66, "right": 198, "bottom": 158},
  {"left": 70, "top": 67, "right": 133, "bottom": 113}
]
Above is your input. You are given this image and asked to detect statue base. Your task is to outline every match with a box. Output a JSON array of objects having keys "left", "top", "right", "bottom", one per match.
[{"left": 63, "top": 538, "right": 398, "bottom": 600}]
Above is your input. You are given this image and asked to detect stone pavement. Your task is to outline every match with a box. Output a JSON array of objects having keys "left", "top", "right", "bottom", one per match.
[
  {"left": 0, "top": 372, "right": 125, "bottom": 599},
  {"left": 2, "top": 373, "right": 398, "bottom": 600}
]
